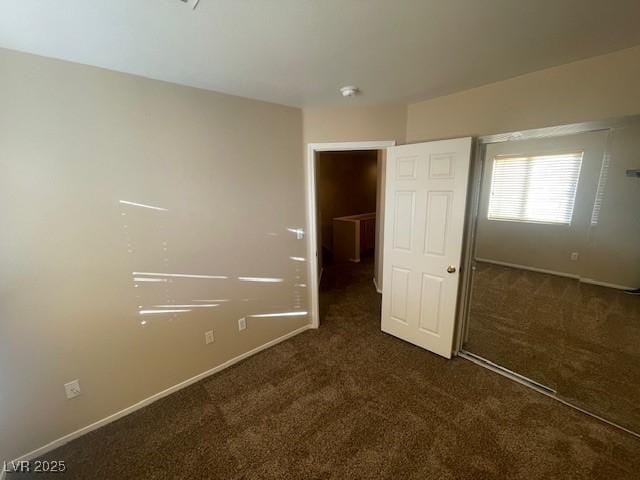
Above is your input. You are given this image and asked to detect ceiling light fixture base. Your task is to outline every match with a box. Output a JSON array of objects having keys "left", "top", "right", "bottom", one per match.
[{"left": 339, "top": 86, "right": 361, "bottom": 98}]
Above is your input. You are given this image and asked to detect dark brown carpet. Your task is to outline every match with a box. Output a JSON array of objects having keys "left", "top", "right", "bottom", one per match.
[
  {"left": 465, "top": 261, "right": 640, "bottom": 433},
  {"left": 12, "top": 261, "right": 640, "bottom": 479}
]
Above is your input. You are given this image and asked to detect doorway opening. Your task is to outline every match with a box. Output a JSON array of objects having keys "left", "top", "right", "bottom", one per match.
[
  {"left": 316, "top": 150, "right": 380, "bottom": 326},
  {"left": 305, "top": 141, "right": 395, "bottom": 328}
]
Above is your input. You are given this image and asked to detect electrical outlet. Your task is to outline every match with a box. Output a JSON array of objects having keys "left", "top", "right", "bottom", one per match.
[
  {"left": 64, "top": 380, "right": 81, "bottom": 399},
  {"left": 205, "top": 330, "right": 214, "bottom": 344},
  {"left": 238, "top": 317, "right": 247, "bottom": 331},
  {"left": 571, "top": 252, "right": 579, "bottom": 261}
]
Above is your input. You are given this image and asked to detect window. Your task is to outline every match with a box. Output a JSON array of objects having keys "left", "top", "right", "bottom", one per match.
[{"left": 487, "top": 152, "right": 583, "bottom": 225}]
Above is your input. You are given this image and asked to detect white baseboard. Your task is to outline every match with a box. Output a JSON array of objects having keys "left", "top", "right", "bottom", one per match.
[
  {"left": 475, "top": 258, "right": 579, "bottom": 280},
  {"left": 475, "top": 258, "right": 635, "bottom": 291},
  {"left": 372, "top": 277, "right": 382, "bottom": 294},
  {"left": 579, "top": 277, "right": 634, "bottom": 291},
  {"left": 6, "top": 324, "right": 312, "bottom": 467}
]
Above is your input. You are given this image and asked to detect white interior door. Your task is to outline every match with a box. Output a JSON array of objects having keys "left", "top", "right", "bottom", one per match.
[{"left": 381, "top": 138, "right": 472, "bottom": 358}]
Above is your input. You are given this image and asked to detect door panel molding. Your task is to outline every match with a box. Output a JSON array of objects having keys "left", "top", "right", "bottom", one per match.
[{"left": 381, "top": 137, "right": 472, "bottom": 358}]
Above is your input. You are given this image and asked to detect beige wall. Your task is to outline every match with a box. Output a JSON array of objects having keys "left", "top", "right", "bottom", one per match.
[
  {"left": 316, "top": 151, "right": 378, "bottom": 257},
  {"left": 303, "top": 104, "right": 407, "bottom": 145},
  {"left": 407, "top": 45, "right": 640, "bottom": 143},
  {"left": 0, "top": 48, "right": 308, "bottom": 462}
]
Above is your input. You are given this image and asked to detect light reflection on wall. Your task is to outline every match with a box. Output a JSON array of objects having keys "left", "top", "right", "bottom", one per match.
[
  {"left": 119, "top": 200, "right": 169, "bottom": 211},
  {"left": 134, "top": 272, "right": 229, "bottom": 279},
  {"left": 238, "top": 276, "right": 284, "bottom": 283},
  {"left": 250, "top": 311, "right": 308, "bottom": 318},
  {"left": 151, "top": 304, "right": 220, "bottom": 308},
  {"left": 119, "top": 201, "right": 309, "bottom": 326}
]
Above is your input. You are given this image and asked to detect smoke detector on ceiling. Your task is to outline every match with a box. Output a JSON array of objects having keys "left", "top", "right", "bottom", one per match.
[{"left": 340, "top": 86, "right": 361, "bottom": 98}]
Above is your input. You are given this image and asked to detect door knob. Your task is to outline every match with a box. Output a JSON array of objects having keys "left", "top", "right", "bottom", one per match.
[{"left": 447, "top": 265, "right": 457, "bottom": 274}]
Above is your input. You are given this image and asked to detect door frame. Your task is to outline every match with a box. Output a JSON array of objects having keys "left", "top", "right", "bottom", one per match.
[{"left": 305, "top": 141, "right": 396, "bottom": 329}]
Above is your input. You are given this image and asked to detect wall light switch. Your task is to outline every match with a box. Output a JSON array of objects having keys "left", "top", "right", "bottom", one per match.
[
  {"left": 571, "top": 252, "right": 579, "bottom": 261},
  {"left": 64, "top": 379, "right": 81, "bottom": 399},
  {"left": 205, "top": 330, "right": 214, "bottom": 344},
  {"left": 238, "top": 317, "right": 247, "bottom": 331}
]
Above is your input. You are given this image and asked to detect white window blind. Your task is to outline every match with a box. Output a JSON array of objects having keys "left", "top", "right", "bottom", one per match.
[{"left": 488, "top": 152, "right": 583, "bottom": 225}]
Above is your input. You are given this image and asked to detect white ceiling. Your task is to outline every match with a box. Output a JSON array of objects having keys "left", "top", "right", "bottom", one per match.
[{"left": 1, "top": 0, "right": 640, "bottom": 108}]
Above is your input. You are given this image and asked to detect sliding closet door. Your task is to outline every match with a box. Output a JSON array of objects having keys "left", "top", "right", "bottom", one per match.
[{"left": 463, "top": 124, "right": 640, "bottom": 433}]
